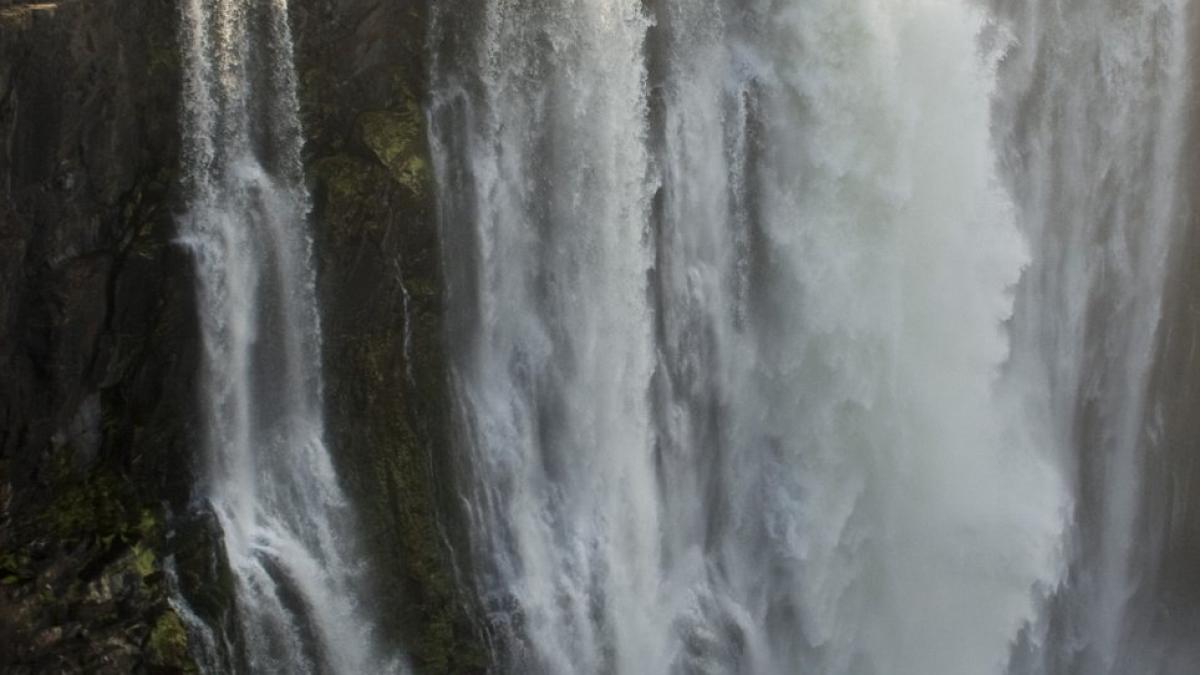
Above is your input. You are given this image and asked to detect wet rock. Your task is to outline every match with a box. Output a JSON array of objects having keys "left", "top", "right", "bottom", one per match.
[
  {"left": 144, "top": 610, "right": 193, "bottom": 672},
  {"left": 0, "top": 0, "right": 199, "bottom": 672},
  {"left": 297, "top": 1, "right": 487, "bottom": 671}
]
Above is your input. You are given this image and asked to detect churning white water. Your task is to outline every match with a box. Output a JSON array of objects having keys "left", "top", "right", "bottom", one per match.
[
  {"left": 430, "top": 1, "right": 1192, "bottom": 674},
  {"left": 176, "top": 1, "right": 396, "bottom": 673}
]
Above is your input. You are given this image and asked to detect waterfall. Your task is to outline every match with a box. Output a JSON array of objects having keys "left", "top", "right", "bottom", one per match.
[
  {"left": 994, "top": 1, "right": 1192, "bottom": 673},
  {"left": 176, "top": 1, "right": 397, "bottom": 672},
  {"left": 428, "top": 1, "right": 1079, "bottom": 673},
  {"left": 163, "top": 0, "right": 1195, "bottom": 671},
  {"left": 430, "top": 3, "right": 662, "bottom": 671}
]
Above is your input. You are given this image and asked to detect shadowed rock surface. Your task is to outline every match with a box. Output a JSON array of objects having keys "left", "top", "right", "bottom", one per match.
[{"left": 1, "top": 1, "right": 199, "bottom": 672}]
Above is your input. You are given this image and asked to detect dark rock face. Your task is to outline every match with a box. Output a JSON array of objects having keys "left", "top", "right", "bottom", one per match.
[
  {"left": 0, "top": 1, "right": 201, "bottom": 673},
  {"left": 1, "top": 0, "right": 479, "bottom": 672},
  {"left": 294, "top": 1, "right": 486, "bottom": 671}
]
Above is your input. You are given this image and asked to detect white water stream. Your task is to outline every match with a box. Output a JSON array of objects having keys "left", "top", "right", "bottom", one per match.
[{"left": 177, "top": 1, "right": 399, "bottom": 672}]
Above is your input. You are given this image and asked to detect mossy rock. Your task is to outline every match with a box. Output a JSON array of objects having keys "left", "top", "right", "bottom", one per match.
[
  {"left": 145, "top": 610, "right": 196, "bottom": 672},
  {"left": 359, "top": 109, "right": 428, "bottom": 199},
  {"left": 41, "top": 471, "right": 138, "bottom": 543},
  {"left": 311, "top": 154, "right": 393, "bottom": 243}
]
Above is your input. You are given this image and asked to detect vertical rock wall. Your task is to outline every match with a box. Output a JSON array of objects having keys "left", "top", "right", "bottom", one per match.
[
  {"left": 293, "top": 1, "right": 483, "bottom": 671},
  {"left": 0, "top": 1, "right": 200, "bottom": 672}
]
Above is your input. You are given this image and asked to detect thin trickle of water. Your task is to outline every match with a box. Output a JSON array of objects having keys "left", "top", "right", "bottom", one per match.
[
  {"left": 176, "top": 2, "right": 400, "bottom": 673},
  {"left": 430, "top": 2, "right": 1069, "bottom": 674},
  {"left": 395, "top": 258, "right": 418, "bottom": 389}
]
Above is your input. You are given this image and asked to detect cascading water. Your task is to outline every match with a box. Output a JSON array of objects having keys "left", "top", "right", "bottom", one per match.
[
  {"left": 176, "top": 1, "right": 397, "bottom": 672},
  {"left": 428, "top": 1, "right": 1086, "bottom": 674},
  {"left": 993, "top": 1, "right": 1192, "bottom": 673},
  {"left": 430, "top": 3, "right": 662, "bottom": 671},
  {"left": 162, "top": 0, "right": 1196, "bottom": 671}
]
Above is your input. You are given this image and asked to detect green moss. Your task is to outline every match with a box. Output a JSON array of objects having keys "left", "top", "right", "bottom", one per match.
[
  {"left": 311, "top": 155, "right": 392, "bottom": 242},
  {"left": 64, "top": 477, "right": 125, "bottom": 536},
  {"left": 137, "top": 508, "right": 158, "bottom": 537},
  {"left": 313, "top": 155, "right": 367, "bottom": 201},
  {"left": 359, "top": 108, "right": 428, "bottom": 198},
  {"left": 145, "top": 610, "right": 195, "bottom": 671},
  {"left": 35, "top": 450, "right": 164, "bottom": 579},
  {"left": 42, "top": 470, "right": 135, "bottom": 542},
  {"left": 131, "top": 544, "right": 156, "bottom": 578},
  {"left": 0, "top": 549, "right": 33, "bottom": 586},
  {"left": 0, "top": 550, "right": 31, "bottom": 575}
]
